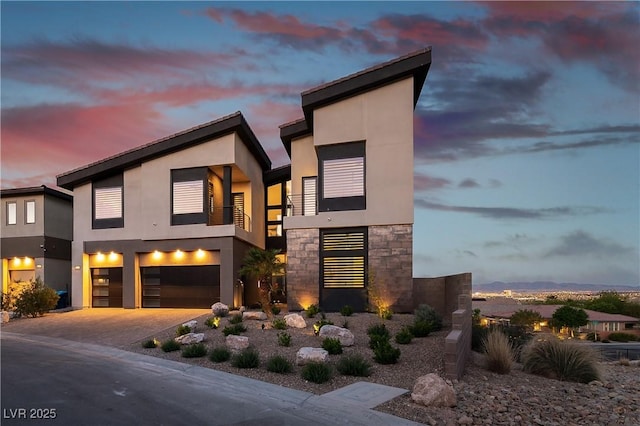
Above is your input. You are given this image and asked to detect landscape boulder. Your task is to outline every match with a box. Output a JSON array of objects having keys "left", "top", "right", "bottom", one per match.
[
  {"left": 226, "top": 335, "right": 249, "bottom": 352},
  {"left": 284, "top": 313, "right": 307, "bottom": 329},
  {"left": 411, "top": 374, "right": 457, "bottom": 407},
  {"left": 182, "top": 320, "right": 197, "bottom": 331},
  {"left": 211, "top": 302, "right": 229, "bottom": 317},
  {"left": 1, "top": 311, "right": 9, "bottom": 324},
  {"left": 296, "top": 347, "right": 329, "bottom": 366},
  {"left": 175, "top": 333, "right": 205, "bottom": 345},
  {"left": 318, "top": 324, "right": 354, "bottom": 346},
  {"left": 243, "top": 311, "right": 267, "bottom": 321}
]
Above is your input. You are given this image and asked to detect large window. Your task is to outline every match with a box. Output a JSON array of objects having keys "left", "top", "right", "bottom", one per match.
[
  {"left": 93, "top": 174, "right": 124, "bottom": 229},
  {"left": 302, "top": 177, "right": 317, "bottom": 216},
  {"left": 25, "top": 200, "right": 36, "bottom": 224},
  {"left": 172, "top": 181, "right": 204, "bottom": 214},
  {"left": 321, "top": 228, "right": 367, "bottom": 288},
  {"left": 6, "top": 202, "right": 16, "bottom": 225},
  {"left": 318, "top": 141, "right": 365, "bottom": 212},
  {"left": 171, "top": 167, "right": 208, "bottom": 226}
]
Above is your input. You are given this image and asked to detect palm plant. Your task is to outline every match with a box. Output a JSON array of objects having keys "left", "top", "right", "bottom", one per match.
[{"left": 239, "top": 248, "right": 284, "bottom": 318}]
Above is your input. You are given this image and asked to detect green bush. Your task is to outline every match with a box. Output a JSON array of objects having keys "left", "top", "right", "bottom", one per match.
[
  {"left": 272, "top": 318, "right": 287, "bottom": 330},
  {"left": 271, "top": 305, "right": 281, "bottom": 315},
  {"left": 13, "top": 277, "right": 59, "bottom": 318},
  {"left": 204, "top": 316, "right": 220, "bottom": 329},
  {"left": 607, "top": 332, "right": 638, "bottom": 342},
  {"left": 369, "top": 334, "right": 390, "bottom": 350},
  {"left": 521, "top": 338, "right": 601, "bottom": 383},
  {"left": 277, "top": 332, "right": 292, "bottom": 347},
  {"left": 321, "top": 337, "right": 343, "bottom": 355},
  {"left": 176, "top": 325, "right": 192, "bottom": 336},
  {"left": 305, "top": 304, "right": 320, "bottom": 318},
  {"left": 181, "top": 343, "right": 208, "bottom": 358},
  {"left": 414, "top": 304, "right": 443, "bottom": 331},
  {"left": 229, "top": 313, "right": 244, "bottom": 324},
  {"left": 395, "top": 327, "right": 413, "bottom": 344},
  {"left": 336, "top": 355, "right": 372, "bottom": 377},
  {"left": 367, "top": 323, "right": 390, "bottom": 340},
  {"left": 340, "top": 305, "right": 354, "bottom": 316},
  {"left": 209, "top": 346, "right": 231, "bottom": 363},
  {"left": 483, "top": 330, "right": 514, "bottom": 374},
  {"left": 141, "top": 339, "right": 158, "bottom": 349},
  {"left": 301, "top": 362, "right": 332, "bottom": 384},
  {"left": 231, "top": 347, "right": 260, "bottom": 369},
  {"left": 410, "top": 320, "right": 432, "bottom": 338},
  {"left": 372, "top": 340, "right": 401, "bottom": 364},
  {"left": 266, "top": 355, "right": 293, "bottom": 374},
  {"left": 161, "top": 339, "right": 181, "bottom": 352},
  {"left": 379, "top": 307, "right": 393, "bottom": 320},
  {"left": 223, "top": 323, "right": 247, "bottom": 336}
]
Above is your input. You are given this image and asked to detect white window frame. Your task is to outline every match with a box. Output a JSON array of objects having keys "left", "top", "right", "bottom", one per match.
[
  {"left": 7, "top": 202, "right": 17, "bottom": 225},
  {"left": 25, "top": 200, "right": 36, "bottom": 224}
]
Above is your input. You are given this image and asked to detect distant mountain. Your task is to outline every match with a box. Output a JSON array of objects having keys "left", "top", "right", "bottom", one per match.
[{"left": 473, "top": 281, "right": 640, "bottom": 292}]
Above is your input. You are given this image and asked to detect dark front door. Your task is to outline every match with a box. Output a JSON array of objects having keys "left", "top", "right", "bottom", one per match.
[
  {"left": 91, "top": 268, "right": 123, "bottom": 307},
  {"left": 141, "top": 265, "right": 220, "bottom": 308}
]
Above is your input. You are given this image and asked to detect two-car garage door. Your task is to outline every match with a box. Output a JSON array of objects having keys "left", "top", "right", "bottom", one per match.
[{"left": 141, "top": 265, "right": 220, "bottom": 308}]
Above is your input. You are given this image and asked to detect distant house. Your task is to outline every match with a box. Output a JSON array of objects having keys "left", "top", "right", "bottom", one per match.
[{"left": 1, "top": 186, "right": 73, "bottom": 300}]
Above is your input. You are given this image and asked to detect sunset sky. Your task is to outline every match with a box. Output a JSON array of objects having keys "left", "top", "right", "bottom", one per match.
[{"left": 1, "top": 2, "right": 638, "bottom": 286}]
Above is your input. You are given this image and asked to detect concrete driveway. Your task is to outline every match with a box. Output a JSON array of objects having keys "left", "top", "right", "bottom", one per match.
[{"left": 0, "top": 308, "right": 210, "bottom": 348}]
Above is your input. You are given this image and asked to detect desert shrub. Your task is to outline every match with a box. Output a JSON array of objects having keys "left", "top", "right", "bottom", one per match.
[
  {"left": 222, "top": 323, "right": 247, "bottom": 336},
  {"left": 301, "top": 362, "right": 332, "bottom": 384},
  {"left": 341, "top": 320, "right": 350, "bottom": 329},
  {"left": 607, "top": 332, "right": 638, "bottom": 342},
  {"left": 395, "top": 327, "right": 414, "bottom": 345},
  {"left": 619, "top": 357, "right": 631, "bottom": 366},
  {"left": 313, "top": 319, "right": 334, "bottom": 335},
  {"left": 181, "top": 343, "right": 208, "bottom": 358},
  {"left": 209, "top": 346, "right": 231, "bottom": 363},
  {"left": 340, "top": 305, "right": 354, "bottom": 316},
  {"left": 204, "top": 316, "right": 220, "bottom": 329},
  {"left": 13, "top": 277, "right": 59, "bottom": 318},
  {"left": 231, "top": 347, "right": 260, "bottom": 369},
  {"left": 521, "top": 338, "right": 601, "bottom": 383},
  {"left": 229, "top": 313, "right": 244, "bottom": 324},
  {"left": 372, "top": 340, "right": 401, "bottom": 365},
  {"left": 271, "top": 318, "right": 287, "bottom": 330},
  {"left": 322, "top": 337, "right": 343, "bottom": 355},
  {"left": 472, "top": 324, "right": 489, "bottom": 352},
  {"left": 176, "top": 325, "right": 191, "bottom": 336},
  {"left": 336, "top": 355, "right": 372, "bottom": 377},
  {"left": 277, "top": 331, "right": 292, "bottom": 347},
  {"left": 369, "top": 334, "right": 390, "bottom": 350},
  {"left": 367, "top": 323, "right": 390, "bottom": 339},
  {"left": 379, "top": 307, "right": 393, "bottom": 320},
  {"left": 161, "top": 339, "right": 181, "bottom": 352},
  {"left": 414, "top": 304, "right": 443, "bottom": 331},
  {"left": 141, "top": 339, "right": 159, "bottom": 349},
  {"left": 266, "top": 355, "right": 293, "bottom": 374},
  {"left": 483, "top": 329, "right": 514, "bottom": 374},
  {"left": 410, "top": 320, "right": 432, "bottom": 338},
  {"left": 271, "top": 305, "right": 281, "bottom": 315},
  {"left": 305, "top": 304, "right": 320, "bottom": 318}
]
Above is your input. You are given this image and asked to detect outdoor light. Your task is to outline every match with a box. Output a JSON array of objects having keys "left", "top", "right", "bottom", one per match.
[
  {"left": 96, "top": 252, "right": 105, "bottom": 262},
  {"left": 36, "top": 264, "right": 42, "bottom": 269},
  {"left": 74, "top": 265, "right": 81, "bottom": 270},
  {"left": 196, "top": 249, "right": 205, "bottom": 259},
  {"left": 175, "top": 249, "right": 184, "bottom": 259},
  {"left": 24, "top": 257, "right": 33, "bottom": 266},
  {"left": 13, "top": 257, "right": 21, "bottom": 266},
  {"left": 152, "top": 250, "right": 162, "bottom": 260},
  {"left": 108, "top": 251, "right": 118, "bottom": 262}
]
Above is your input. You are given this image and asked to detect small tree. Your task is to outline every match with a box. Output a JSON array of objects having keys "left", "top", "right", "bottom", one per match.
[
  {"left": 14, "top": 277, "right": 59, "bottom": 318},
  {"left": 239, "top": 248, "right": 284, "bottom": 319},
  {"left": 551, "top": 305, "right": 588, "bottom": 337},
  {"left": 510, "top": 309, "right": 543, "bottom": 331}
]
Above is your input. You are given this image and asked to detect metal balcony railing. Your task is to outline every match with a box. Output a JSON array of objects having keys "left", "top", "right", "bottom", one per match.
[
  {"left": 286, "top": 194, "right": 317, "bottom": 217},
  {"left": 208, "top": 206, "right": 251, "bottom": 232}
]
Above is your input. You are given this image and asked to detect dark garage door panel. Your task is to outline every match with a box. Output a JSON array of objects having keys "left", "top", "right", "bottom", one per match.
[{"left": 142, "top": 265, "right": 220, "bottom": 308}]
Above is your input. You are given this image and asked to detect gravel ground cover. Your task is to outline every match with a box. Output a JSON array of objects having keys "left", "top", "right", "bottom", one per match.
[{"left": 128, "top": 311, "right": 640, "bottom": 425}]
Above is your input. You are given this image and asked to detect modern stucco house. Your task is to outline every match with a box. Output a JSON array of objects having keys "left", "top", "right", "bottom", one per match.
[
  {"left": 1, "top": 186, "right": 73, "bottom": 300},
  {"left": 53, "top": 48, "right": 433, "bottom": 311}
]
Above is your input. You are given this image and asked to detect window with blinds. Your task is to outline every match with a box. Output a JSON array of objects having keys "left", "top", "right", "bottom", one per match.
[
  {"left": 317, "top": 141, "right": 365, "bottom": 212},
  {"left": 323, "top": 157, "right": 364, "bottom": 198},
  {"left": 25, "top": 200, "right": 35, "bottom": 224},
  {"left": 95, "top": 187, "right": 122, "bottom": 219},
  {"left": 302, "top": 177, "right": 317, "bottom": 216},
  {"left": 173, "top": 180, "right": 204, "bottom": 214},
  {"left": 321, "top": 229, "right": 366, "bottom": 289}
]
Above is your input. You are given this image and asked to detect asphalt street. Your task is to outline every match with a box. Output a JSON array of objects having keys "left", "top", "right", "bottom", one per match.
[{"left": 1, "top": 332, "right": 421, "bottom": 426}]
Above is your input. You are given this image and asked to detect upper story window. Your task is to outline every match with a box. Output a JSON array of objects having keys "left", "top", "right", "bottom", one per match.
[
  {"left": 6, "top": 201, "right": 17, "bottom": 225},
  {"left": 25, "top": 200, "right": 36, "bottom": 224},
  {"left": 171, "top": 167, "right": 208, "bottom": 226},
  {"left": 318, "top": 141, "right": 365, "bottom": 212},
  {"left": 93, "top": 174, "right": 124, "bottom": 229}
]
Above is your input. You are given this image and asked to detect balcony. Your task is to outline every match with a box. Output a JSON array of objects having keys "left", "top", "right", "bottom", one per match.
[
  {"left": 208, "top": 205, "right": 251, "bottom": 232},
  {"left": 286, "top": 194, "right": 317, "bottom": 217}
]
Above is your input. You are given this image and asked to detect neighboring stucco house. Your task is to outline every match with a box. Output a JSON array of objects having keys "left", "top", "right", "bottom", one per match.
[
  {"left": 1, "top": 186, "right": 73, "bottom": 300},
  {"left": 280, "top": 48, "right": 431, "bottom": 312}
]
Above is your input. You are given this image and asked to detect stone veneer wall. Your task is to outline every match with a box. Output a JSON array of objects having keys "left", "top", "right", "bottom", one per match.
[
  {"left": 285, "top": 228, "right": 320, "bottom": 311},
  {"left": 368, "top": 224, "right": 413, "bottom": 313}
]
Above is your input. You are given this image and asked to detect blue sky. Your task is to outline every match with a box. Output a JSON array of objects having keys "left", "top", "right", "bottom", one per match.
[{"left": 2, "top": 1, "right": 638, "bottom": 286}]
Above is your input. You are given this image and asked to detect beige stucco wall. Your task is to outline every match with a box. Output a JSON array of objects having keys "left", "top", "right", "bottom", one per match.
[
  {"left": 0, "top": 193, "right": 46, "bottom": 238},
  {"left": 285, "top": 77, "right": 415, "bottom": 230}
]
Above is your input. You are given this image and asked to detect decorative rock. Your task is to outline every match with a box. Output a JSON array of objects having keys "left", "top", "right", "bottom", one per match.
[
  {"left": 226, "top": 335, "right": 249, "bottom": 352},
  {"left": 318, "top": 324, "right": 355, "bottom": 346},
  {"left": 211, "top": 302, "right": 229, "bottom": 317},
  {"left": 174, "top": 333, "right": 204, "bottom": 345},
  {"left": 1, "top": 311, "right": 9, "bottom": 323},
  {"left": 411, "top": 374, "right": 457, "bottom": 408},
  {"left": 296, "top": 347, "right": 329, "bottom": 366},
  {"left": 284, "top": 313, "right": 307, "bottom": 329},
  {"left": 243, "top": 311, "right": 267, "bottom": 321},
  {"left": 182, "top": 320, "right": 197, "bottom": 331},
  {"left": 458, "top": 415, "right": 473, "bottom": 425}
]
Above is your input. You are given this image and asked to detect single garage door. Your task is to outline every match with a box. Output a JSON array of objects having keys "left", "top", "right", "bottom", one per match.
[{"left": 141, "top": 265, "right": 220, "bottom": 308}]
